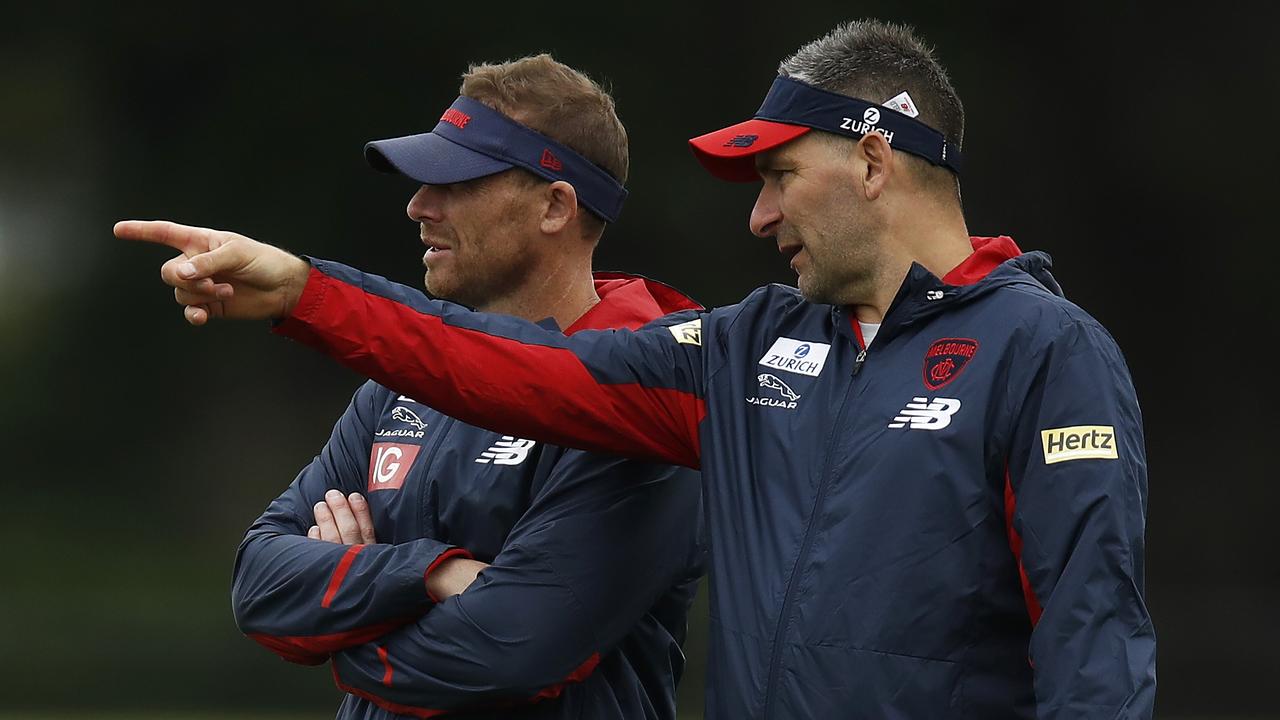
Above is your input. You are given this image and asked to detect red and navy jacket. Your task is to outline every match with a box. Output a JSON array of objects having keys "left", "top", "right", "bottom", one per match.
[
  {"left": 272, "top": 237, "right": 1156, "bottom": 719},
  {"left": 232, "top": 273, "right": 707, "bottom": 720}
]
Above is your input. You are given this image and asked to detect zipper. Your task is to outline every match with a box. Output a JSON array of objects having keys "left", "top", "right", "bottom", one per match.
[
  {"left": 848, "top": 310, "right": 870, "bottom": 376},
  {"left": 760, "top": 359, "right": 860, "bottom": 718},
  {"left": 414, "top": 415, "right": 459, "bottom": 538}
]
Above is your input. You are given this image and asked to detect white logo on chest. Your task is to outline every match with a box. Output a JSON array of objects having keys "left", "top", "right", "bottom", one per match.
[
  {"left": 475, "top": 436, "right": 537, "bottom": 465},
  {"left": 888, "top": 397, "right": 962, "bottom": 430},
  {"left": 758, "top": 337, "right": 831, "bottom": 377}
]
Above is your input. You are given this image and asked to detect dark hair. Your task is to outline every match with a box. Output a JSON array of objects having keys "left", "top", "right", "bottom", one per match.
[{"left": 780, "top": 20, "right": 964, "bottom": 195}]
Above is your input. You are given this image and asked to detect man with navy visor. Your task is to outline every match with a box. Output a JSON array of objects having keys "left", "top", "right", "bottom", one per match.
[
  {"left": 121, "top": 20, "right": 1154, "bottom": 720},
  {"left": 126, "top": 55, "right": 706, "bottom": 719}
]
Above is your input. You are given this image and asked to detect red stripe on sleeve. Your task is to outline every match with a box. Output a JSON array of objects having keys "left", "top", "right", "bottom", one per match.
[
  {"left": 1004, "top": 467, "right": 1044, "bottom": 626},
  {"left": 330, "top": 651, "right": 605, "bottom": 717},
  {"left": 378, "top": 645, "right": 394, "bottom": 686},
  {"left": 276, "top": 269, "right": 705, "bottom": 468},
  {"left": 322, "top": 544, "right": 367, "bottom": 609},
  {"left": 332, "top": 664, "right": 449, "bottom": 718},
  {"left": 247, "top": 616, "right": 410, "bottom": 663},
  {"left": 529, "top": 652, "right": 602, "bottom": 702}
]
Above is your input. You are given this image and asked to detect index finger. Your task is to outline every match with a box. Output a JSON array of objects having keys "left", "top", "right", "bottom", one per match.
[{"left": 114, "top": 220, "right": 217, "bottom": 254}]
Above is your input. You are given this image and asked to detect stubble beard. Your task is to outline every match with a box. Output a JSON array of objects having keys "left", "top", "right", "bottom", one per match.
[
  {"left": 426, "top": 234, "right": 531, "bottom": 312},
  {"left": 797, "top": 225, "right": 883, "bottom": 307}
]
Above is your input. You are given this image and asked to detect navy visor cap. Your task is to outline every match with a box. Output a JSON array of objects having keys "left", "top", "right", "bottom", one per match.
[{"left": 365, "top": 96, "right": 627, "bottom": 222}]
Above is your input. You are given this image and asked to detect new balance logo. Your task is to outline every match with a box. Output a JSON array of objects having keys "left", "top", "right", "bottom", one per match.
[
  {"left": 724, "top": 134, "right": 759, "bottom": 148},
  {"left": 540, "top": 149, "right": 563, "bottom": 172},
  {"left": 888, "top": 397, "right": 962, "bottom": 430},
  {"left": 476, "top": 436, "right": 537, "bottom": 465}
]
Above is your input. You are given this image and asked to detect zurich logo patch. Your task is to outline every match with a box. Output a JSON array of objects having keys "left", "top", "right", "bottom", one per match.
[{"left": 759, "top": 337, "right": 830, "bottom": 377}]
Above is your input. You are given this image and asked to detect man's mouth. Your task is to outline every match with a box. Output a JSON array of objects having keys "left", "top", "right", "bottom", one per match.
[{"left": 778, "top": 243, "right": 804, "bottom": 269}]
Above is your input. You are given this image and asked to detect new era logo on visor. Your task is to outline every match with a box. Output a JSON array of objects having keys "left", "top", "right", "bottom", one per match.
[
  {"left": 540, "top": 149, "right": 563, "bottom": 171},
  {"left": 724, "top": 134, "right": 759, "bottom": 148}
]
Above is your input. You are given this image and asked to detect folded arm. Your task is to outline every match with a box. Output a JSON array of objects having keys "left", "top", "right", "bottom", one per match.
[
  {"left": 330, "top": 451, "right": 705, "bottom": 717},
  {"left": 231, "top": 381, "right": 470, "bottom": 664}
]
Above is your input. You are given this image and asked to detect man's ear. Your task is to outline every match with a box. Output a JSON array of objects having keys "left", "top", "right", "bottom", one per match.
[
  {"left": 541, "top": 180, "right": 579, "bottom": 235},
  {"left": 856, "top": 132, "right": 895, "bottom": 201}
]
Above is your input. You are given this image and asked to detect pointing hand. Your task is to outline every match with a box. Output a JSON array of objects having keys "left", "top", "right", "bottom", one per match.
[{"left": 115, "top": 220, "right": 311, "bottom": 325}]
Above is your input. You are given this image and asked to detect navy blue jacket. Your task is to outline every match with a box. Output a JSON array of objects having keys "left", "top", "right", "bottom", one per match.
[
  {"left": 232, "top": 274, "right": 706, "bottom": 719},
  {"left": 273, "top": 237, "right": 1155, "bottom": 719}
]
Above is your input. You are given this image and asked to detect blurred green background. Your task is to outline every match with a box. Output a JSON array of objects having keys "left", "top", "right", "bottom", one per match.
[{"left": 2, "top": 1, "right": 1277, "bottom": 717}]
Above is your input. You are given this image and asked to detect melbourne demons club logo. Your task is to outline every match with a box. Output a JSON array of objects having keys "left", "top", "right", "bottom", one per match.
[
  {"left": 368, "top": 443, "right": 422, "bottom": 492},
  {"left": 923, "top": 338, "right": 979, "bottom": 390}
]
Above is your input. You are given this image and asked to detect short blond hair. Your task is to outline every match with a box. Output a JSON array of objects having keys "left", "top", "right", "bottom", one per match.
[{"left": 462, "top": 54, "right": 629, "bottom": 192}]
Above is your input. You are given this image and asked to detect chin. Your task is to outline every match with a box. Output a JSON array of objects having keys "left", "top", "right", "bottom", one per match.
[
  {"left": 797, "top": 276, "right": 836, "bottom": 305},
  {"left": 424, "top": 275, "right": 454, "bottom": 301}
]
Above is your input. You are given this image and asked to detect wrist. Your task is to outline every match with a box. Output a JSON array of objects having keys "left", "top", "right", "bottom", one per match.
[
  {"left": 280, "top": 254, "right": 312, "bottom": 318},
  {"left": 424, "top": 548, "right": 478, "bottom": 603}
]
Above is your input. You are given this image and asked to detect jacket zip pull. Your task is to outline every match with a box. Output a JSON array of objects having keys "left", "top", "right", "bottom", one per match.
[{"left": 852, "top": 348, "right": 867, "bottom": 376}]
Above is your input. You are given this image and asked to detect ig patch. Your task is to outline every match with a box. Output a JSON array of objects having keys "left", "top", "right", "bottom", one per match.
[{"left": 923, "top": 338, "right": 978, "bottom": 390}]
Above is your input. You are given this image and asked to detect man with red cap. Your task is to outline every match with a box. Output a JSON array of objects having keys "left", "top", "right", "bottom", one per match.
[{"left": 121, "top": 20, "right": 1154, "bottom": 720}]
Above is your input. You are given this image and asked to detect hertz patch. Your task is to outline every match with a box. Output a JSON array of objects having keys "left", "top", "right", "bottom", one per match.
[
  {"left": 1041, "top": 425, "right": 1118, "bottom": 464},
  {"left": 668, "top": 318, "right": 702, "bottom": 346}
]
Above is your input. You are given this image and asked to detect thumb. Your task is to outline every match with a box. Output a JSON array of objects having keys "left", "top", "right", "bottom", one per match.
[{"left": 183, "top": 240, "right": 249, "bottom": 280}]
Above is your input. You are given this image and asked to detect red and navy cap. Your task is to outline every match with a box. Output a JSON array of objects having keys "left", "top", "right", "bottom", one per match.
[
  {"left": 689, "top": 76, "right": 963, "bottom": 182},
  {"left": 366, "top": 96, "right": 628, "bottom": 222}
]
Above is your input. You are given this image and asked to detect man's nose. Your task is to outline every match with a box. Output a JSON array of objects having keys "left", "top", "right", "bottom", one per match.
[
  {"left": 406, "top": 185, "right": 443, "bottom": 222},
  {"left": 749, "top": 184, "right": 781, "bottom": 238}
]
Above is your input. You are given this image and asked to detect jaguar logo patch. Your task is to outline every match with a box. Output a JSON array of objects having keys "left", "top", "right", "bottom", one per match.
[{"left": 923, "top": 338, "right": 978, "bottom": 390}]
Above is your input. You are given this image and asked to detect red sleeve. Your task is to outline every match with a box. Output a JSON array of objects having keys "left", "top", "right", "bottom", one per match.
[{"left": 274, "top": 262, "right": 706, "bottom": 468}]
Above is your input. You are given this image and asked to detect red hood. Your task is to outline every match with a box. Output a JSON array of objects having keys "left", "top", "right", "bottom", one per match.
[
  {"left": 565, "top": 272, "right": 703, "bottom": 333},
  {"left": 943, "top": 236, "right": 1022, "bottom": 286}
]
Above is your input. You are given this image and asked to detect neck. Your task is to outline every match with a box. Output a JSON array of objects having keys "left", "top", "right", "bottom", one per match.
[
  {"left": 477, "top": 251, "right": 600, "bottom": 330},
  {"left": 851, "top": 195, "right": 971, "bottom": 324}
]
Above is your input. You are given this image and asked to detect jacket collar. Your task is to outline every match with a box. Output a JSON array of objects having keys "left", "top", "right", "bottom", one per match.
[
  {"left": 564, "top": 272, "right": 702, "bottom": 333},
  {"left": 942, "top": 236, "right": 1023, "bottom": 286},
  {"left": 834, "top": 235, "right": 1061, "bottom": 346}
]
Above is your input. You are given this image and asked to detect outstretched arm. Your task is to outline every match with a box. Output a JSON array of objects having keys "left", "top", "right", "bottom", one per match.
[{"left": 119, "top": 220, "right": 709, "bottom": 468}]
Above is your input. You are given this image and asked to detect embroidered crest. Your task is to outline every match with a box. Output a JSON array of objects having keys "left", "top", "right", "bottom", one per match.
[{"left": 923, "top": 338, "right": 979, "bottom": 390}]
